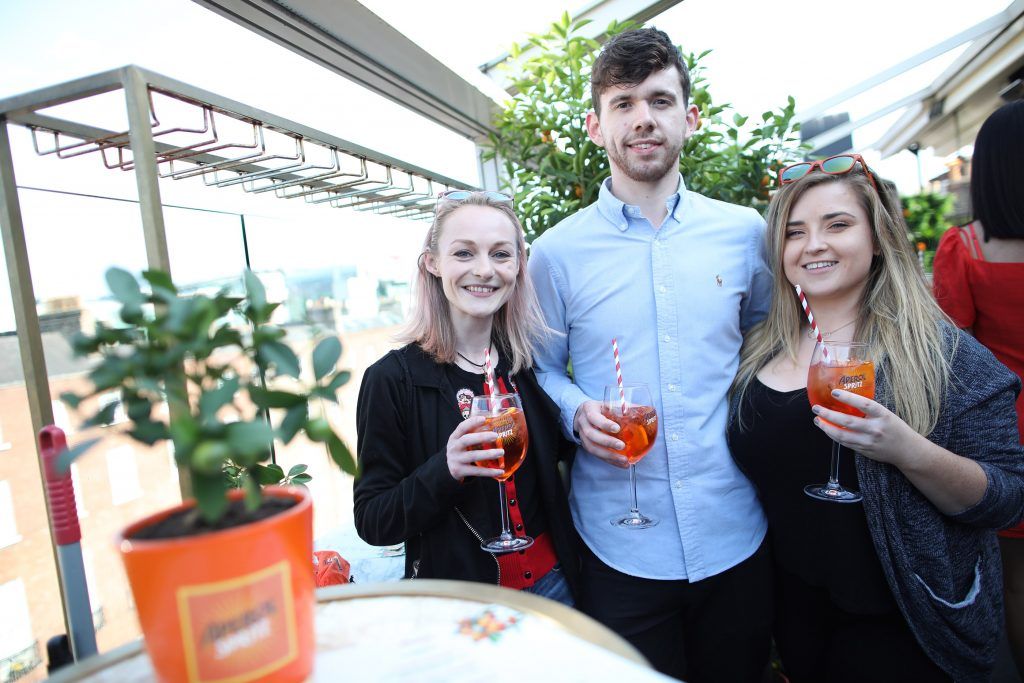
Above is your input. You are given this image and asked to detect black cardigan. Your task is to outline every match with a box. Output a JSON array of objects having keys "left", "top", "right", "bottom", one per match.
[{"left": 353, "top": 343, "right": 580, "bottom": 592}]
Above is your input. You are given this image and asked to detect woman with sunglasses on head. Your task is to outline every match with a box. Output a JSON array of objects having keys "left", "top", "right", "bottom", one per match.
[
  {"left": 933, "top": 100, "right": 1024, "bottom": 678},
  {"left": 353, "top": 190, "right": 578, "bottom": 604},
  {"left": 727, "top": 154, "right": 1024, "bottom": 682}
]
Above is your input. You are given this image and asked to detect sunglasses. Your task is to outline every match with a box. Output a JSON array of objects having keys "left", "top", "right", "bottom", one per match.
[
  {"left": 778, "top": 153, "right": 878, "bottom": 192},
  {"left": 436, "top": 190, "right": 513, "bottom": 206}
]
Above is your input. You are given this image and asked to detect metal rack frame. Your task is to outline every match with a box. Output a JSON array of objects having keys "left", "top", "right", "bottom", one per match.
[{"left": 0, "top": 64, "right": 475, "bottom": 647}]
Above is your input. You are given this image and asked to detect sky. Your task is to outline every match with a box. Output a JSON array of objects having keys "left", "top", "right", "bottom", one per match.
[{"left": 0, "top": 0, "right": 1014, "bottom": 322}]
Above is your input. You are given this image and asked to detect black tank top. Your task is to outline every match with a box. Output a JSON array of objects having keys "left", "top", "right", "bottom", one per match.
[{"left": 728, "top": 378, "right": 895, "bottom": 614}]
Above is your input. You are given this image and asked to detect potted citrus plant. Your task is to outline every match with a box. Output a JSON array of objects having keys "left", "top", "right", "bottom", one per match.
[{"left": 59, "top": 267, "right": 357, "bottom": 683}]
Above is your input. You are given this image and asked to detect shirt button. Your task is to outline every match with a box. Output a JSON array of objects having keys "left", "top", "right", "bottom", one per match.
[
  {"left": 674, "top": 480, "right": 683, "bottom": 489},
  {"left": 663, "top": 334, "right": 671, "bottom": 343},
  {"left": 515, "top": 523, "right": 523, "bottom": 531},
  {"left": 524, "top": 571, "right": 533, "bottom": 579},
  {"left": 659, "top": 285, "right": 667, "bottom": 293},
  {"left": 671, "top": 433, "right": 679, "bottom": 442},
  {"left": 668, "top": 384, "right": 676, "bottom": 392},
  {"left": 509, "top": 498, "right": 517, "bottom": 506}
]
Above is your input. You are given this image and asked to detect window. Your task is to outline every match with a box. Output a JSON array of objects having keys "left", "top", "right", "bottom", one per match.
[
  {"left": 0, "top": 482, "right": 19, "bottom": 549},
  {"left": 51, "top": 399, "right": 73, "bottom": 435},
  {"left": 106, "top": 445, "right": 142, "bottom": 505},
  {"left": 70, "top": 463, "right": 86, "bottom": 519},
  {"left": 0, "top": 579, "right": 40, "bottom": 682}
]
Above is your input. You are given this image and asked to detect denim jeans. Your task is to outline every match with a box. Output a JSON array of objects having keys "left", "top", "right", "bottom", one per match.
[{"left": 524, "top": 564, "right": 574, "bottom": 607}]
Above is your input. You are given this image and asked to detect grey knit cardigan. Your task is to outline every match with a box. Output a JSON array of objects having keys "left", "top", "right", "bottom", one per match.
[
  {"left": 729, "top": 323, "right": 1024, "bottom": 682},
  {"left": 857, "top": 324, "right": 1024, "bottom": 682}
]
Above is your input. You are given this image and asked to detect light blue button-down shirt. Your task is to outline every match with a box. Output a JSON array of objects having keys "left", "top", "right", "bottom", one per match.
[{"left": 527, "top": 176, "right": 771, "bottom": 581}]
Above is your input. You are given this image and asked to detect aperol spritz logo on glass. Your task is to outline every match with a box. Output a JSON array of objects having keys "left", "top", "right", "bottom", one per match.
[{"left": 177, "top": 561, "right": 297, "bottom": 683}]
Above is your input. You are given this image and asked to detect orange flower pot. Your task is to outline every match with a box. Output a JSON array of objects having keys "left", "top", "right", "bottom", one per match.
[{"left": 118, "top": 486, "right": 315, "bottom": 683}]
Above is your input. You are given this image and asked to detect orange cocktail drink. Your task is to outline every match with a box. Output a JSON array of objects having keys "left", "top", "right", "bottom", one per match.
[
  {"left": 600, "top": 405, "right": 658, "bottom": 464},
  {"left": 808, "top": 359, "right": 875, "bottom": 423},
  {"left": 470, "top": 406, "right": 529, "bottom": 481}
]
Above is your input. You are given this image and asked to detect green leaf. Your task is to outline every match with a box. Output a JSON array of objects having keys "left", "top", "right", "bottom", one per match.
[
  {"left": 277, "top": 404, "right": 307, "bottom": 444},
  {"left": 242, "top": 472, "right": 261, "bottom": 511},
  {"left": 56, "top": 437, "right": 102, "bottom": 473},
  {"left": 193, "top": 470, "right": 229, "bottom": 523},
  {"left": 60, "top": 391, "right": 83, "bottom": 409},
  {"left": 258, "top": 341, "right": 301, "bottom": 379},
  {"left": 287, "top": 463, "right": 308, "bottom": 477},
  {"left": 312, "top": 336, "right": 342, "bottom": 381},
  {"left": 225, "top": 420, "right": 275, "bottom": 459},
  {"left": 128, "top": 420, "right": 170, "bottom": 445},
  {"left": 327, "top": 434, "right": 358, "bottom": 476},
  {"left": 169, "top": 414, "right": 201, "bottom": 451},
  {"left": 105, "top": 268, "right": 144, "bottom": 305},
  {"left": 289, "top": 473, "right": 312, "bottom": 486},
  {"left": 198, "top": 376, "right": 240, "bottom": 421},
  {"left": 83, "top": 401, "right": 119, "bottom": 428},
  {"left": 141, "top": 270, "right": 177, "bottom": 294},
  {"left": 243, "top": 270, "right": 268, "bottom": 319},
  {"left": 192, "top": 440, "right": 233, "bottom": 475},
  {"left": 250, "top": 462, "right": 285, "bottom": 486},
  {"left": 316, "top": 369, "right": 351, "bottom": 401},
  {"left": 248, "top": 387, "right": 304, "bottom": 409}
]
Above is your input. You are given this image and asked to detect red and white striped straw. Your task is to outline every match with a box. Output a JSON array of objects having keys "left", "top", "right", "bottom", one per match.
[
  {"left": 612, "top": 338, "right": 627, "bottom": 413},
  {"left": 794, "top": 284, "right": 828, "bottom": 359},
  {"left": 483, "top": 346, "right": 498, "bottom": 397}
]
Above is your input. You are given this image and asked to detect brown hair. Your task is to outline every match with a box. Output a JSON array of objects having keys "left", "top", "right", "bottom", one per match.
[
  {"left": 732, "top": 169, "right": 953, "bottom": 435},
  {"left": 397, "top": 193, "right": 548, "bottom": 374},
  {"left": 590, "top": 27, "right": 691, "bottom": 114}
]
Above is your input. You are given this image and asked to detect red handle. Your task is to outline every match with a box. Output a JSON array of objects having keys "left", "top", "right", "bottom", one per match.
[{"left": 39, "top": 425, "right": 81, "bottom": 545}]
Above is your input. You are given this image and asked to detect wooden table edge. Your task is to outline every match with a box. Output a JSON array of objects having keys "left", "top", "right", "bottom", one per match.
[{"left": 45, "top": 579, "right": 650, "bottom": 680}]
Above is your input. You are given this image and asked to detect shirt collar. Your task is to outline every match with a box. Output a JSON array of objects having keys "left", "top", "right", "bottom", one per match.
[{"left": 596, "top": 174, "right": 687, "bottom": 231}]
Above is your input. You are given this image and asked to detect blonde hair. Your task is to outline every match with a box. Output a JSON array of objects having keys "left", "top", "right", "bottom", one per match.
[
  {"left": 397, "top": 193, "right": 548, "bottom": 374},
  {"left": 732, "top": 169, "right": 953, "bottom": 435}
]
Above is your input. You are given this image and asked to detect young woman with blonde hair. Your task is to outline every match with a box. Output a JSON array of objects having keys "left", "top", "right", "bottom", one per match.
[
  {"left": 354, "top": 191, "right": 578, "bottom": 603},
  {"left": 727, "top": 156, "right": 1024, "bottom": 682}
]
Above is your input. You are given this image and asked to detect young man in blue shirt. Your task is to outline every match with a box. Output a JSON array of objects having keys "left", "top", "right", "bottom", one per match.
[{"left": 527, "top": 27, "right": 773, "bottom": 681}]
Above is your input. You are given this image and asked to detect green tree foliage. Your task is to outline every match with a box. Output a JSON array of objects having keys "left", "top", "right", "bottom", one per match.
[
  {"left": 901, "top": 191, "right": 955, "bottom": 271},
  {"left": 484, "top": 13, "right": 806, "bottom": 240}
]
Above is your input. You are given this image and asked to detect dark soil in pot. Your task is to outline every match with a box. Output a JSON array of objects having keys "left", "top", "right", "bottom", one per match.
[{"left": 128, "top": 496, "right": 296, "bottom": 541}]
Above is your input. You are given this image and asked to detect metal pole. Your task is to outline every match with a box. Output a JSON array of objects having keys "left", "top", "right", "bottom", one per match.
[
  {"left": 121, "top": 67, "right": 191, "bottom": 497},
  {"left": 0, "top": 120, "right": 69, "bottom": 643}
]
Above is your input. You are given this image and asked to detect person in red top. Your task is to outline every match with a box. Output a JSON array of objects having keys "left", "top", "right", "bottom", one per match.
[{"left": 933, "top": 100, "right": 1024, "bottom": 676}]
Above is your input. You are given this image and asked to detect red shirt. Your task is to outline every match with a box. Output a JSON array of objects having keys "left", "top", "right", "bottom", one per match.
[{"left": 933, "top": 224, "right": 1024, "bottom": 538}]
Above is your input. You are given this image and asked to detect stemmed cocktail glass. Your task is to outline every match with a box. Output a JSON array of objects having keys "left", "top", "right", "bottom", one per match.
[
  {"left": 804, "top": 341, "right": 875, "bottom": 503},
  {"left": 603, "top": 383, "right": 659, "bottom": 528},
  {"left": 469, "top": 393, "right": 533, "bottom": 552}
]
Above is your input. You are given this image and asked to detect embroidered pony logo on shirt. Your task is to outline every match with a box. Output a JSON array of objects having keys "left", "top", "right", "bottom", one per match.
[{"left": 456, "top": 388, "right": 475, "bottom": 419}]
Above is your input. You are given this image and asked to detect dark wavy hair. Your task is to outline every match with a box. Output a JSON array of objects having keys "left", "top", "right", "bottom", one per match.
[
  {"left": 590, "top": 27, "right": 691, "bottom": 114},
  {"left": 971, "top": 100, "right": 1024, "bottom": 240}
]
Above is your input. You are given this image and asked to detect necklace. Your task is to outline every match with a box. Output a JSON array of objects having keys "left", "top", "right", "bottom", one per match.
[
  {"left": 456, "top": 351, "right": 486, "bottom": 368},
  {"left": 808, "top": 319, "right": 857, "bottom": 338}
]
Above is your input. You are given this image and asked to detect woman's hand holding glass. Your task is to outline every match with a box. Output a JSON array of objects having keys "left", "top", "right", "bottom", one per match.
[
  {"left": 813, "top": 390, "right": 925, "bottom": 468},
  {"left": 445, "top": 416, "right": 504, "bottom": 482}
]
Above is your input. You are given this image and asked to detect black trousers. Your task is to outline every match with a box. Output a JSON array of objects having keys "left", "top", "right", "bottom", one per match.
[
  {"left": 578, "top": 539, "right": 773, "bottom": 682},
  {"left": 773, "top": 567, "right": 950, "bottom": 683}
]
